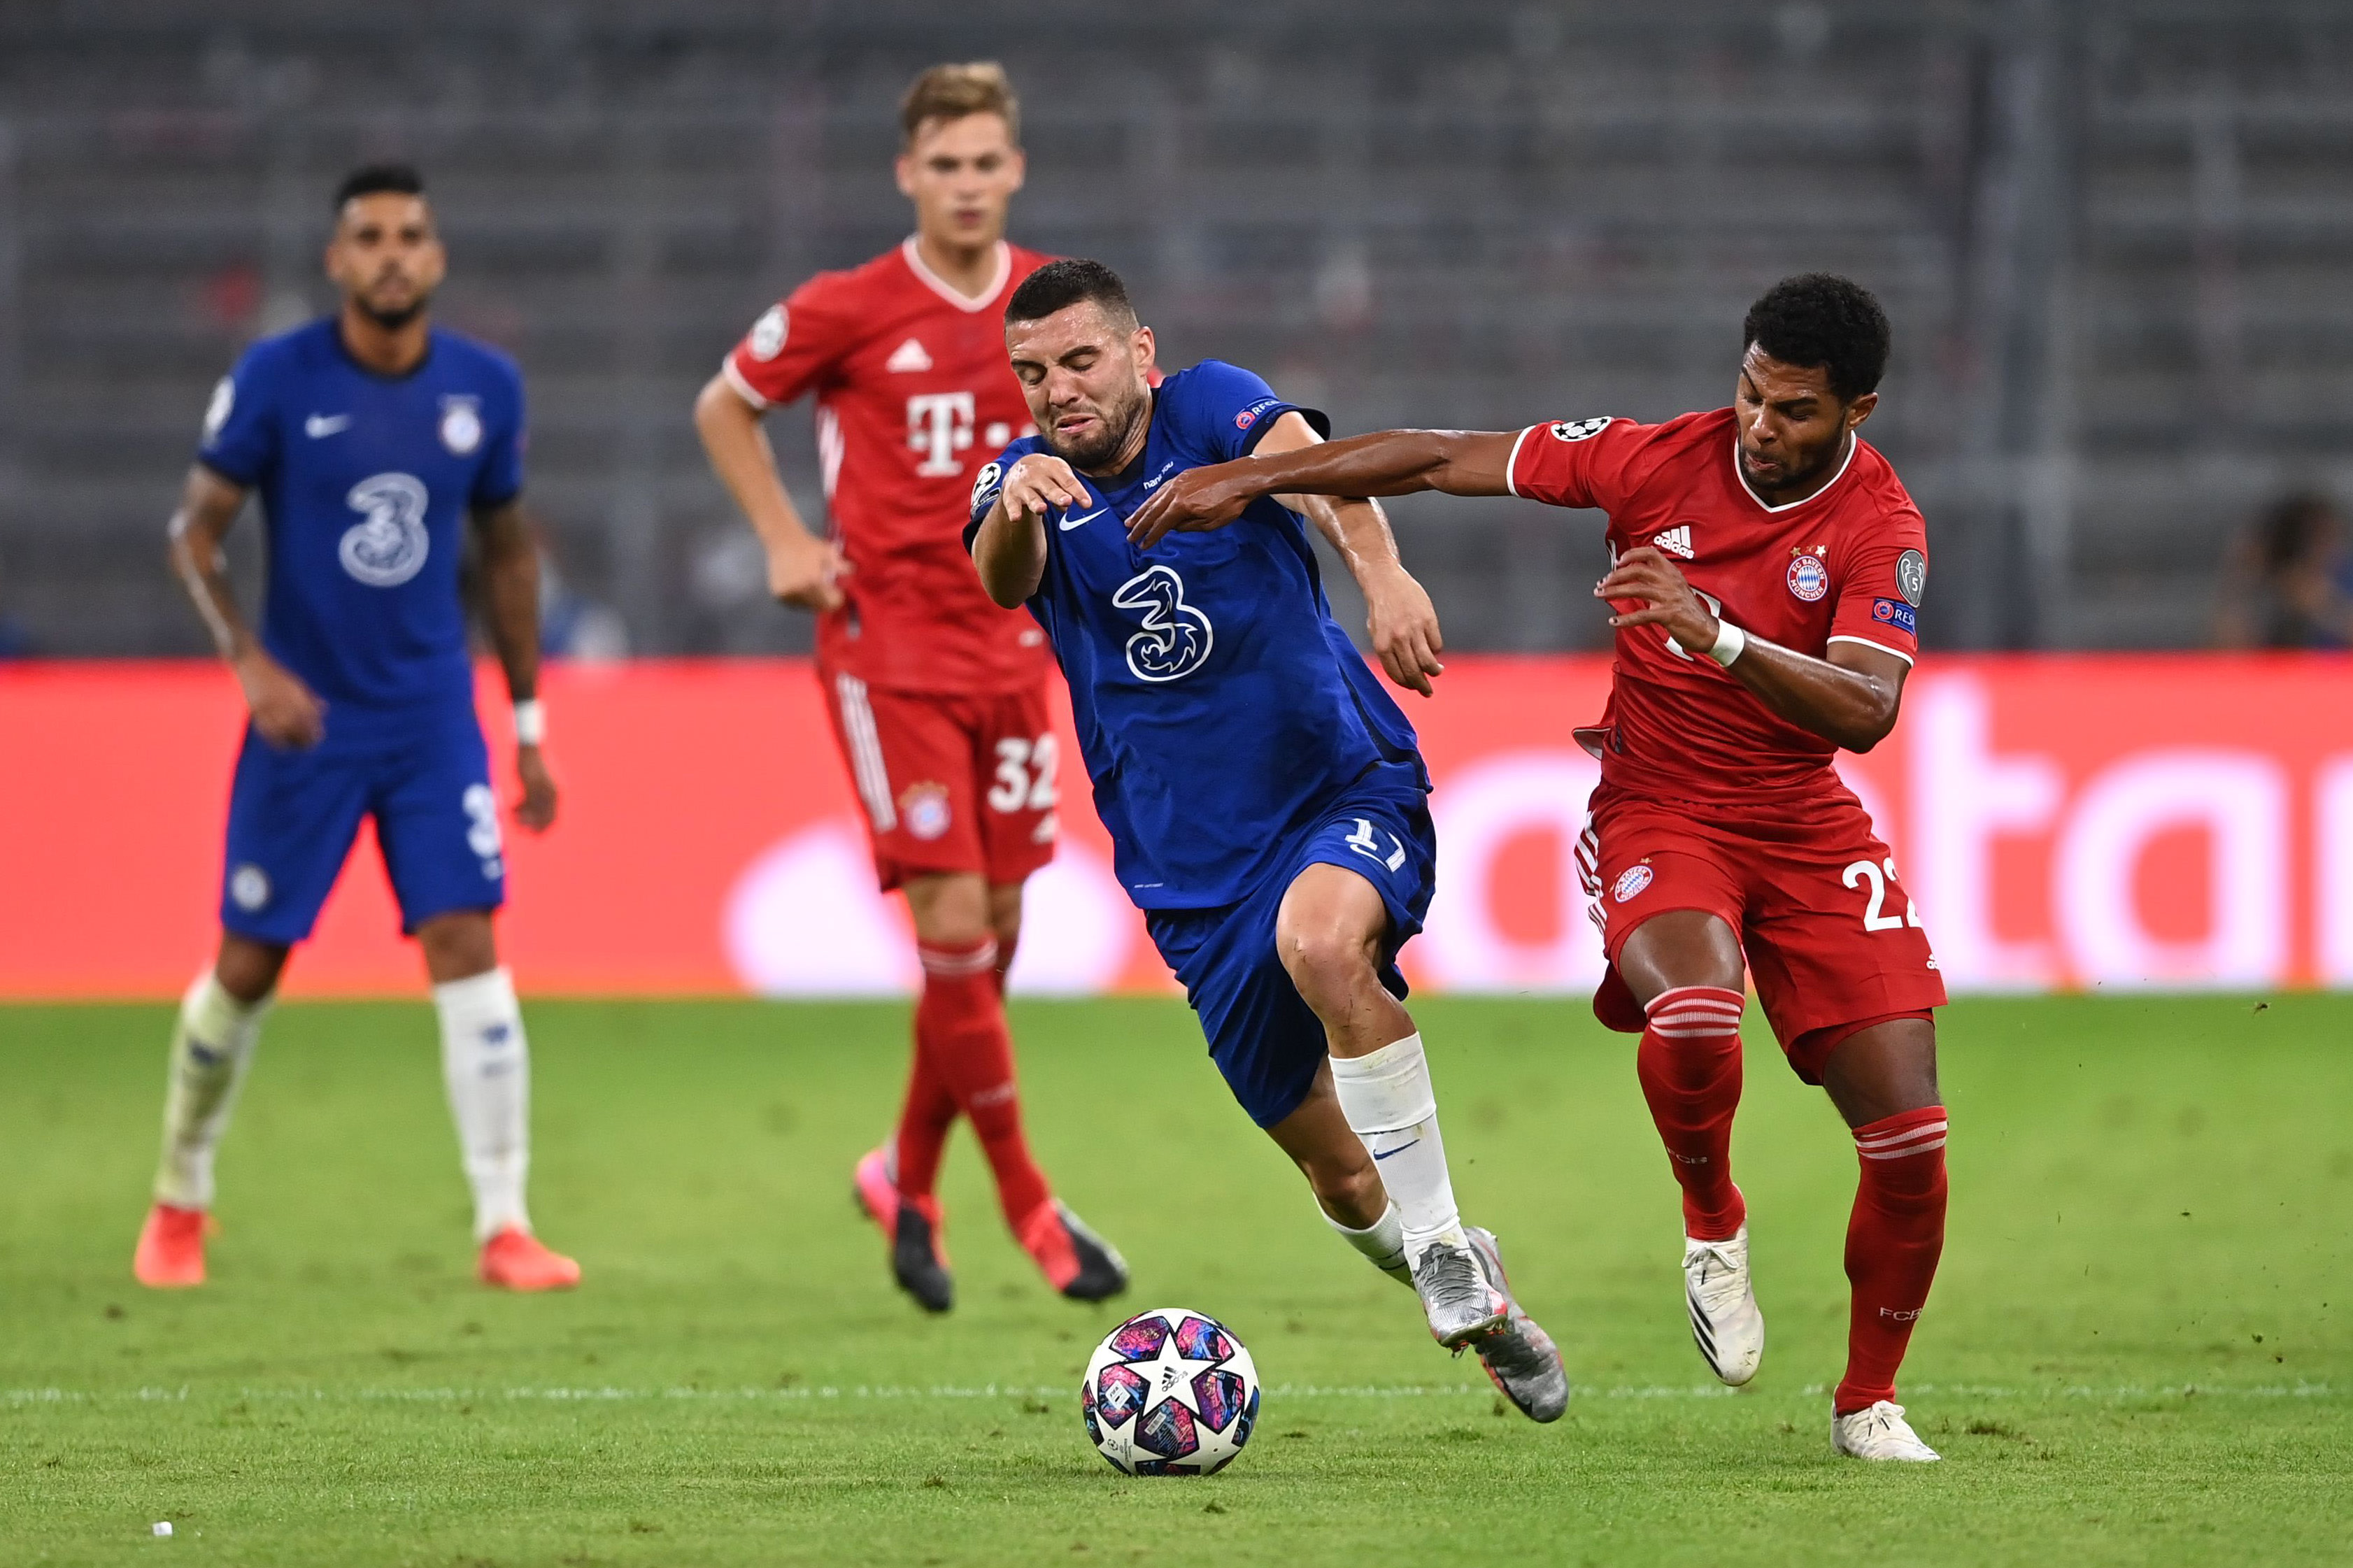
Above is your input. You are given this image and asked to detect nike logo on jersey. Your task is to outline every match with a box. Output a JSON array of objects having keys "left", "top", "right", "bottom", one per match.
[
  {"left": 886, "top": 338, "right": 934, "bottom": 373},
  {"left": 1651, "top": 524, "right": 1695, "bottom": 559},
  {"left": 304, "top": 413, "right": 352, "bottom": 439},
  {"left": 1059, "top": 508, "right": 1107, "bottom": 532}
]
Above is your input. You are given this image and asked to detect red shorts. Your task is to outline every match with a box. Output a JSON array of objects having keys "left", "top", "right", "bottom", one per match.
[
  {"left": 1579, "top": 782, "right": 1947, "bottom": 1083},
  {"left": 819, "top": 666, "right": 1059, "bottom": 892}
]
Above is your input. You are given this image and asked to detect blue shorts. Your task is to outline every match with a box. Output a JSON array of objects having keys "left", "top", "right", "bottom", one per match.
[
  {"left": 1146, "top": 769, "right": 1437, "bottom": 1129},
  {"left": 220, "top": 699, "right": 506, "bottom": 943}
]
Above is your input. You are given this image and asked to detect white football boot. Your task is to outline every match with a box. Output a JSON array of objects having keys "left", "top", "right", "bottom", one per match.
[
  {"left": 1464, "top": 1227, "right": 1570, "bottom": 1422},
  {"left": 1682, "top": 1225, "right": 1765, "bottom": 1385},
  {"left": 1833, "top": 1400, "right": 1942, "bottom": 1462},
  {"left": 1408, "top": 1232, "right": 1509, "bottom": 1348}
]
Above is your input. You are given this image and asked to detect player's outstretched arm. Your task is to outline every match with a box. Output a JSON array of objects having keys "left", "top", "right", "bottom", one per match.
[
  {"left": 1599, "top": 546, "right": 1910, "bottom": 752},
  {"left": 472, "top": 497, "right": 557, "bottom": 833},
  {"left": 971, "top": 453, "right": 1088, "bottom": 607},
  {"left": 167, "top": 464, "right": 326, "bottom": 750},
  {"left": 692, "top": 372, "right": 848, "bottom": 612},
  {"left": 1253, "top": 413, "right": 1446, "bottom": 696},
  {"left": 1125, "top": 429, "right": 1517, "bottom": 550}
]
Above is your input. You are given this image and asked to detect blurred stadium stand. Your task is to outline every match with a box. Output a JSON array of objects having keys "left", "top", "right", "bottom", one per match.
[{"left": 1, "top": 1, "right": 2350, "bottom": 656}]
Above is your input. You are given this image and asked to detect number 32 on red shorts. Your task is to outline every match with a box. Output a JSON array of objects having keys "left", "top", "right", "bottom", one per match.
[{"left": 821, "top": 670, "right": 1060, "bottom": 892}]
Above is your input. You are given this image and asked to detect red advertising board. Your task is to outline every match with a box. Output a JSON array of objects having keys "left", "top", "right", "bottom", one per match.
[{"left": 2, "top": 655, "right": 2347, "bottom": 998}]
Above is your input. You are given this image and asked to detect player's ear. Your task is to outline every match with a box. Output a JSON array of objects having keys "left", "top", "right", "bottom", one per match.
[
  {"left": 1845, "top": 391, "right": 1879, "bottom": 432},
  {"left": 1004, "top": 145, "right": 1026, "bottom": 194},
  {"left": 1131, "top": 325, "right": 1156, "bottom": 380},
  {"left": 893, "top": 151, "right": 918, "bottom": 200}
]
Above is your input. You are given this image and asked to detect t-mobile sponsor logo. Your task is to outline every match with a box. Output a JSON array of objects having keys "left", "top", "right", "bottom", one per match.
[{"left": 907, "top": 392, "right": 975, "bottom": 476}]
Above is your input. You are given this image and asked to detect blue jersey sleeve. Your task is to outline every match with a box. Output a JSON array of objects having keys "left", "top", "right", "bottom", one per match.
[
  {"left": 195, "top": 343, "right": 280, "bottom": 487},
  {"left": 962, "top": 439, "right": 1042, "bottom": 553},
  {"left": 1178, "top": 360, "right": 1329, "bottom": 464},
  {"left": 470, "top": 355, "right": 527, "bottom": 508}
]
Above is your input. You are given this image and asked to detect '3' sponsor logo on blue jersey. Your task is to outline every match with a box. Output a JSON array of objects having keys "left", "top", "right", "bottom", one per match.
[
  {"left": 1111, "top": 565, "right": 1213, "bottom": 682},
  {"left": 339, "top": 473, "right": 432, "bottom": 587}
]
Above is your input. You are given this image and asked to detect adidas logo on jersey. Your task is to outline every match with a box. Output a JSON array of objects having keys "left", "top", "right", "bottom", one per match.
[
  {"left": 1651, "top": 525, "right": 1696, "bottom": 560},
  {"left": 886, "top": 338, "right": 934, "bottom": 373}
]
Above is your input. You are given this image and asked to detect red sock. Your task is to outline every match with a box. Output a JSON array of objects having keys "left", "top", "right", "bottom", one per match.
[
  {"left": 890, "top": 1037, "right": 960, "bottom": 1202},
  {"left": 1637, "top": 985, "right": 1748, "bottom": 1241},
  {"left": 1835, "top": 1105, "right": 1949, "bottom": 1413},
  {"left": 917, "top": 939, "right": 1053, "bottom": 1233}
]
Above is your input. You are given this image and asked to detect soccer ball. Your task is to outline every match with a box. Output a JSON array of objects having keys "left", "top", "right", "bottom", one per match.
[{"left": 1079, "top": 1306, "right": 1259, "bottom": 1476}]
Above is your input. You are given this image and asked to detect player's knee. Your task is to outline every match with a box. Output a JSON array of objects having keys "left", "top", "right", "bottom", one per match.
[
  {"left": 416, "top": 913, "right": 498, "bottom": 984},
  {"left": 214, "top": 935, "right": 288, "bottom": 1004},
  {"left": 1277, "top": 918, "right": 1377, "bottom": 1005},
  {"left": 904, "top": 874, "right": 992, "bottom": 948}
]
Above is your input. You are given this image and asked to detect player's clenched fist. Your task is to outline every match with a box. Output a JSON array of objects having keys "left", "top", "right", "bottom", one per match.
[
  {"left": 513, "top": 745, "right": 558, "bottom": 834},
  {"left": 1001, "top": 452, "right": 1094, "bottom": 520},
  {"left": 1598, "top": 546, "right": 1721, "bottom": 654},
  {"left": 234, "top": 647, "right": 327, "bottom": 750}
]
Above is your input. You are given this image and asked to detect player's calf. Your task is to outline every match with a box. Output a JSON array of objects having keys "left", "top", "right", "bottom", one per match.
[
  {"left": 137, "top": 964, "right": 276, "bottom": 1287},
  {"left": 150, "top": 967, "right": 274, "bottom": 1216},
  {"left": 1835, "top": 1105, "right": 1949, "bottom": 1418}
]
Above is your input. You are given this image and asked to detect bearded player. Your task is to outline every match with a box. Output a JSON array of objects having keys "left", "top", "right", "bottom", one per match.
[
  {"left": 134, "top": 164, "right": 578, "bottom": 1292},
  {"left": 1128, "top": 274, "right": 1949, "bottom": 1461},
  {"left": 969, "top": 259, "right": 1569, "bottom": 1422},
  {"left": 694, "top": 63, "right": 1125, "bottom": 1313}
]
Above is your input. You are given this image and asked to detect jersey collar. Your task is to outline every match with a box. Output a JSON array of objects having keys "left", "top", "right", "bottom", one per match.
[
  {"left": 900, "top": 236, "right": 1011, "bottom": 313},
  {"left": 1730, "top": 429, "right": 1857, "bottom": 514}
]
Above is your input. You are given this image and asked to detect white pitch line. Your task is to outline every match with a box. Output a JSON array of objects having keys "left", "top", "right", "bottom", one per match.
[{"left": 3, "top": 1381, "right": 2333, "bottom": 1406}]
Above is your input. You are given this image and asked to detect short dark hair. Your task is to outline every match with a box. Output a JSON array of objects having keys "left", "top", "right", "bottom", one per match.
[
  {"left": 333, "top": 163, "right": 425, "bottom": 213},
  {"left": 1005, "top": 257, "right": 1137, "bottom": 331},
  {"left": 1742, "top": 273, "right": 1890, "bottom": 403}
]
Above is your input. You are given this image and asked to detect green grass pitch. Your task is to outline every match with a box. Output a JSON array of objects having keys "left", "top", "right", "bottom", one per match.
[{"left": 2, "top": 993, "right": 2346, "bottom": 1565}]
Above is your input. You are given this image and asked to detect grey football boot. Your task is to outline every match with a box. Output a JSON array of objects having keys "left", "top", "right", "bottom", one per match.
[
  {"left": 1465, "top": 1227, "right": 1570, "bottom": 1422},
  {"left": 1408, "top": 1230, "right": 1509, "bottom": 1348}
]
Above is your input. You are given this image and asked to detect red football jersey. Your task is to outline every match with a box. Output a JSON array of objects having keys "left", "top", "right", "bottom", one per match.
[
  {"left": 724, "top": 238, "right": 1053, "bottom": 694},
  {"left": 1508, "top": 408, "right": 1928, "bottom": 803}
]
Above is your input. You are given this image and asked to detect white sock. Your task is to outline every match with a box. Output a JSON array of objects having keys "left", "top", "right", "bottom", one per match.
[
  {"left": 1328, "top": 1033, "right": 1465, "bottom": 1267},
  {"left": 1324, "top": 1201, "right": 1413, "bottom": 1286},
  {"left": 153, "top": 972, "right": 273, "bottom": 1209},
  {"left": 434, "top": 967, "right": 532, "bottom": 1241}
]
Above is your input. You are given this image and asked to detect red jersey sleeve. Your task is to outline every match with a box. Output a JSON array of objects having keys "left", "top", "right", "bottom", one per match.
[
  {"left": 1504, "top": 416, "right": 1649, "bottom": 510},
  {"left": 1826, "top": 508, "right": 1928, "bottom": 665},
  {"left": 721, "top": 273, "right": 860, "bottom": 409}
]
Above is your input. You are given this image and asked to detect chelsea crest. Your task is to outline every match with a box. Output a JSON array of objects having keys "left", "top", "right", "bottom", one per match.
[{"left": 439, "top": 396, "right": 483, "bottom": 456}]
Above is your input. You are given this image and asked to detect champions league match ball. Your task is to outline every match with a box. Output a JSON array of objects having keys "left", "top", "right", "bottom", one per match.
[{"left": 1080, "top": 1306, "right": 1260, "bottom": 1475}]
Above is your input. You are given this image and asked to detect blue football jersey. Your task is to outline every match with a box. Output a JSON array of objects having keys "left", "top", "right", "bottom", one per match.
[
  {"left": 967, "top": 360, "right": 1427, "bottom": 910},
  {"left": 197, "top": 318, "right": 525, "bottom": 711}
]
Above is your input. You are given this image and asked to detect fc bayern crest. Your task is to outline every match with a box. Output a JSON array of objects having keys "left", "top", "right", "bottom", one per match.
[
  {"left": 439, "top": 397, "right": 483, "bottom": 456},
  {"left": 900, "top": 782, "right": 953, "bottom": 841},
  {"left": 1786, "top": 553, "right": 1830, "bottom": 601},
  {"left": 1612, "top": 864, "right": 1654, "bottom": 904}
]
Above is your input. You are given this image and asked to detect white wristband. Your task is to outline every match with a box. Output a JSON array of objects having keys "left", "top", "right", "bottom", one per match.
[
  {"left": 1705, "top": 620, "right": 1747, "bottom": 667},
  {"left": 512, "top": 699, "right": 546, "bottom": 746}
]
